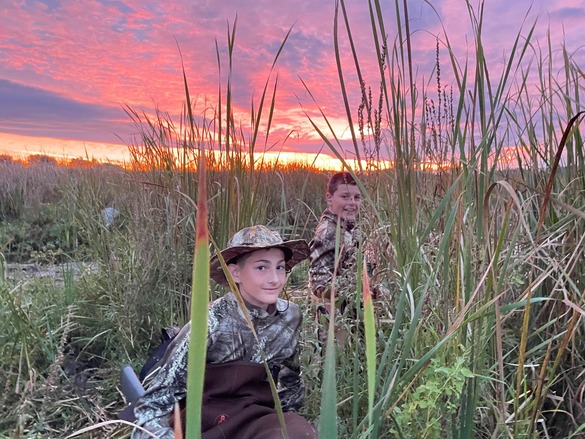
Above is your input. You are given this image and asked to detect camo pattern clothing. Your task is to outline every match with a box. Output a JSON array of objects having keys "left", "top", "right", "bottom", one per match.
[
  {"left": 308, "top": 208, "right": 362, "bottom": 301},
  {"left": 131, "top": 292, "right": 304, "bottom": 439}
]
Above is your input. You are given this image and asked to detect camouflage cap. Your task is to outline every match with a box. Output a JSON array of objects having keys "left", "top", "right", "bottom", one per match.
[{"left": 210, "top": 225, "right": 309, "bottom": 285}]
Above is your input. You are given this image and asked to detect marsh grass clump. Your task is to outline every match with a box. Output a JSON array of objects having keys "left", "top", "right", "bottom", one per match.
[
  {"left": 0, "top": 159, "right": 75, "bottom": 263},
  {"left": 0, "top": 277, "right": 119, "bottom": 437}
]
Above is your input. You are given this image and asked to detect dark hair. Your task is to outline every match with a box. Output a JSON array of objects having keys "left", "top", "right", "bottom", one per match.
[{"left": 327, "top": 172, "right": 357, "bottom": 195}]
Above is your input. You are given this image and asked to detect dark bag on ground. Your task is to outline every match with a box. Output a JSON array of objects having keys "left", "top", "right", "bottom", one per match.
[{"left": 139, "top": 326, "right": 180, "bottom": 381}]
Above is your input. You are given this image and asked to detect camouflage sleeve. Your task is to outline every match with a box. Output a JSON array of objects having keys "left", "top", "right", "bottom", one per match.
[
  {"left": 278, "top": 314, "right": 304, "bottom": 412},
  {"left": 309, "top": 219, "right": 336, "bottom": 298},
  {"left": 131, "top": 323, "right": 191, "bottom": 439}
]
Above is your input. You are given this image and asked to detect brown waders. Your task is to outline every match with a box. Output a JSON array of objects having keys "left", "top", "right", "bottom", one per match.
[{"left": 170, "top": 361, "right": 317, "bottom": 439}]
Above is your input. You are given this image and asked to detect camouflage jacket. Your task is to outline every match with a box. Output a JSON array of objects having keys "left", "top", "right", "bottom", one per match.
[
  {"left": 308, "top": 209, "right": 362, "bottom": 299},
  {"left": 131, "top": 292, "right": 304, "bottom": 439}
]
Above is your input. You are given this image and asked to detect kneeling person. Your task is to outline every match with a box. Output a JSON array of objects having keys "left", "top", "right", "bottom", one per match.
[{"left": 131, "top": 225, "right": 317, "bottom": 439}]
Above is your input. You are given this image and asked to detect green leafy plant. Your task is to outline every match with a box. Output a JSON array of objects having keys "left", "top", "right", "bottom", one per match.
[{"left": 391, "top": 354, "right": 474, "bottom": 439}]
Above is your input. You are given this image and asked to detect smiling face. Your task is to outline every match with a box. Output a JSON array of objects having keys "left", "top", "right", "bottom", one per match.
[
  {"left": 227, "top": 248, "right": 287, "bottom": 310},
  {"left": 327, "top": 183, "right": 362, "bottom": 221}
]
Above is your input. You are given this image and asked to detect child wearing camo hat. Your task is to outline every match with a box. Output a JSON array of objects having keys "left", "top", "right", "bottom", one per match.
[{"left": 132, "top": 225, "right": 317, "bottom": 439}]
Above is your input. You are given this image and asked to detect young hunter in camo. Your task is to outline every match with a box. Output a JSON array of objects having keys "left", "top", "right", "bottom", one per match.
[
  {"left": 309, "top": 172, "right": 364, "bottom": 305},
  {"left": 308, "top": 208, "right": 362, "bottom": 303},
  {"left": 308, "top": 172, "right": 387, "bottom": 326},
  {"left": 131, "top": 225, "right": 317, "bottom": 439}
]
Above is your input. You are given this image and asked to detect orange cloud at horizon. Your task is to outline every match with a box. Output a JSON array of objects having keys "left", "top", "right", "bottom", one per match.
[
  {"left": 0, "top": 132, "right": 131, "bottom": 163},
  {"left": 1, "top": 131, "right": 532, "bottom": 173},
  {"left": 0, "top": 131, "right": 384, "bottom": 171}
]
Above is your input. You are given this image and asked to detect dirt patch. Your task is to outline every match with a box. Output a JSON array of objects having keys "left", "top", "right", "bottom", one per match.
[{"left": 4, "top": 262, "right": 98, "bottom": 285}]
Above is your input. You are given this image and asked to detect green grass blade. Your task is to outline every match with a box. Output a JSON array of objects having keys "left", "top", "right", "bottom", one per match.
[
  {"left": 332, "top": 0, "right": 361, "bottom": 168},
  {"left": 319, "top": 218, "right": 343, "bottom": 439},
  {"left": 362, "top": 260, "right": 376, "bottom": 431},
  {"left": 184, "top": 69, "right": 210, "bottom": 439}
]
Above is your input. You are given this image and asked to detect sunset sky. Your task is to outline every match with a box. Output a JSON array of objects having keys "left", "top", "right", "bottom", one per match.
[{"left": 0, "top": 0, "right": 583, "bottom": 166}]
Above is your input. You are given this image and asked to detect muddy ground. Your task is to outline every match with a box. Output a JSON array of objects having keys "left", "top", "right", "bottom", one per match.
[{"left": 3, "top": 262, "right": 98, "bottom": 285}]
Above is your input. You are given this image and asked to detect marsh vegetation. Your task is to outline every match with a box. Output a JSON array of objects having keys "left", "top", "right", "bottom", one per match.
[{"left": 1, "top": 0, "right": 584, "bottom": 437}]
